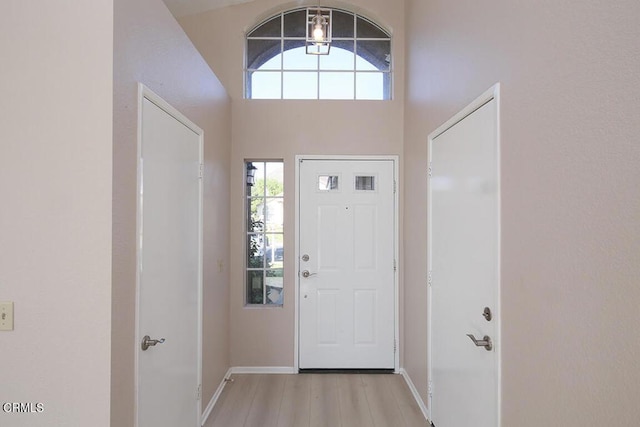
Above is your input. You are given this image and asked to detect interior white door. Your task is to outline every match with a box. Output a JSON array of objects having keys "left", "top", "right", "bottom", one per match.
[
  {"left": 299, "top": 159, "right": 396, "bottom": 369},
  {"left": 429, "top": 96, "right": 500, "bottom": 426},
  {"left": 137, "top": 95, "right": 202, "bottom": 427}
]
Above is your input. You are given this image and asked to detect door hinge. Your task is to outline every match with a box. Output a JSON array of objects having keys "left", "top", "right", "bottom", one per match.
[
  {"left": 393, "top": 180, "right": 397, "bottom": 194},
  {"left": 428, "top": 270, "right": 432, "bottom": 288},
  {"left": 428, "top": 380, "right": 433, "bottom": 397},
  {"left": 197, "top": 384, "right": 202, "bottom": 400},
  {"left": 428, "top": 162, "right": 432, "bottom": 178},
  {"left": 394, "top": 339, "right": 397, "bottom": 354},
  {"left": 393, "top": 259, "right": 397, "bottom": 272},
  {"left": 198, "top": 163, "right": 204, "bottom": 179}
]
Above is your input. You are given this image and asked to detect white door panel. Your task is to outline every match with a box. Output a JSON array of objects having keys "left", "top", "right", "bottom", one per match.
[
  {"left": 137, "top": 94, "right": 202, "bottom": 427},
  {"left": 429, "top": 95, "right": 500, "bottom": 426},
  {"left": 299, "top": 159, "right": 395, "bottom": 369}
]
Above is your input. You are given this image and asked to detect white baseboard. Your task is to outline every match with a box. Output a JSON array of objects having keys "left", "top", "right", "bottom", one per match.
[
  {"left": 229, "top": 366, "right": 297, "bottom": 374},
  {"left": 399, "top": 368, "right": 431, "bottom": 424},
  {"left": 200, "top": 367, "right": 232, "bottom": 426}
]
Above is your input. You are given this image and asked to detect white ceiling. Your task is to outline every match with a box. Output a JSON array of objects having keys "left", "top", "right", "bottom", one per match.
[{"left": 162, "top": 0, "right": 256, "bottom": 18}]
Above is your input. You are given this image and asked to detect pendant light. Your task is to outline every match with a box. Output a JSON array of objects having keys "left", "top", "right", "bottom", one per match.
[{"left": 306, "top": 6, "right": 332, "bottom": 55}]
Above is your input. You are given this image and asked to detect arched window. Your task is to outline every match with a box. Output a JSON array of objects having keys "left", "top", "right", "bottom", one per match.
[{"left": 245, "top": 8, "right": 392, "bottom": 100}]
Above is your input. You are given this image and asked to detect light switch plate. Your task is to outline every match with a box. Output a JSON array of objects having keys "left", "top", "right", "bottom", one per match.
[{"left": 0, "top": 302, "right": 14, "bottom": 331}]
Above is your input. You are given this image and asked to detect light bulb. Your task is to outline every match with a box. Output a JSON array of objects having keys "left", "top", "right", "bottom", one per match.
[{"left": 313, "top": 24, "right": 324, "bottom": 41}]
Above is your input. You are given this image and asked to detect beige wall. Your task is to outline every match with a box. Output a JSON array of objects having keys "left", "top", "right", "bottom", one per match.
[
  {"left": 404, "top": 0, "right": 640, "bottom": 424},
  {"left": 112, "top": 0, "right": 231, "bottom": 424},
  {"left": 180, "top": 0, "right": 405, "bottom": 367},
  {"left": 229, "top": 101, "right": 403, "bottom": 366},
  {"left": 0, "top": 1, "right": 113, "bottom": 426},
  {"left": 3, "top": 0, "right": 636, "bottom": 424}
]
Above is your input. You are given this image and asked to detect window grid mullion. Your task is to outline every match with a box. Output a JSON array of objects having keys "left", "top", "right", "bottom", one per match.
[
  {"left": 248, "top": 37, "right": 390, "bottom": 41},
  {"left": 280, "top": 13, "right": 284, "bottom": 100},
  {"left": 353, "top": 15, "right": 357, "bottom": 99},
  {"left": 248, "top": 68, "right": 389, "bottom": 74},
  {"left": 263, "top": 165, "right": 267, "bottom": 272}
]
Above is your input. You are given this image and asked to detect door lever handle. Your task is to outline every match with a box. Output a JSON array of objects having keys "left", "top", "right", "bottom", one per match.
[
  {"left": 141, "top": 335, "right": 166, "bottom": 351},
  {"left": 301, "top": 270, "right": 317, "bottom": 278},
  {"left": 466, "top": 334, "right": 493, "bottom": 351}
]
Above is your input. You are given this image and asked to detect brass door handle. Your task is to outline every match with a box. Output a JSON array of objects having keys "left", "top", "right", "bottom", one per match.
[
  {"left": 466, "top": 334, "right": 493, "bottom": 351},
  {"left": 141, "top": 335, "right": 165, "bottom": 351}
]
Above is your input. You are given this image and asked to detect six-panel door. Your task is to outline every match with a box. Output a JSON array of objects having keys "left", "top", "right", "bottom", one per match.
[{"left": 299, "top": 159, "right": 396, "bottom": 369}]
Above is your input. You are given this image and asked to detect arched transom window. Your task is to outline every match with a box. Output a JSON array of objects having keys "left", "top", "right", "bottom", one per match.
[{"left": 245, "top": 7, "right": 392, "bottom": 100}]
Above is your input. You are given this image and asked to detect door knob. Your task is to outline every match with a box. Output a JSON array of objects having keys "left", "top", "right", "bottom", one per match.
[
  {"left": 466, "top": 334, "right": 493, "bottom": 351},
  {"left": 301, "top": 270, "right": 317, "bottom": 278},
  {"left": 141, "top": 335, "right": 166, "bottom": 351}
]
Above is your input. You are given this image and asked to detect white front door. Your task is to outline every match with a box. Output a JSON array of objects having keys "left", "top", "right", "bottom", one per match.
[
  {"left": 137, "top": 89, "right": 203, "bottom": 427},
  {"left": 428, "top": 90, "right": 500, "bottom": 426},
  {"left": 298, "top": 158, "right": 396, "bottom": 369}
]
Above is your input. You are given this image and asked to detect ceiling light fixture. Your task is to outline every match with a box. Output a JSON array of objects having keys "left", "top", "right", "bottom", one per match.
[{"left": 306, "top": 7, "right": 332, "bottom": 55}]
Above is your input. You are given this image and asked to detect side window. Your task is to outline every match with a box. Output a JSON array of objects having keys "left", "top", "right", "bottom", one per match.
[
  {"left": 246, "top": 161, "right": 284, "bottom": 305},
  {"left": 246, "top": 8, "right": 392, "bottom": 100}
]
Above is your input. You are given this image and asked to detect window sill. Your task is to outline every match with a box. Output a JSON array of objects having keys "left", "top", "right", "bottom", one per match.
[{"left": 243, "top": 304, "right": 283, "bottom": 309}]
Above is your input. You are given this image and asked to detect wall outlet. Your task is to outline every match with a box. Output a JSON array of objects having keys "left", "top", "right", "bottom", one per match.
[{"left": 0, "top": 302, "right": 14, "bottom": 331}]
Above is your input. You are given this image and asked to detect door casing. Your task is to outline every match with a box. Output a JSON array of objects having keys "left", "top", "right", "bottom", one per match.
[
  {"left": 294, "top": 155, "right": 400, "bottom": 372},
  {"left": 427, "top": 83, "right": 501, "bottom": 424},
  {"left": 134, "top": 84, "right": 204, "bottom": 426}
]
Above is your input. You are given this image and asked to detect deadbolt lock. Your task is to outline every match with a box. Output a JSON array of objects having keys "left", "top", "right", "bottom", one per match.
[{"left": 483, "top": 307, "right": 492, "bottom": 321}]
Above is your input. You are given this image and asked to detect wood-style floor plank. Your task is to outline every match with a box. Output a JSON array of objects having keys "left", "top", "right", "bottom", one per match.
[
  {"left": 277, "top": 373, "right": 312, "bottom": 427},
  {"left": 362, "top": 374, "right": 407, "bottom": 427},
  {"left": 386, "top": 374, "right": 430, "bottom": 427},
  {"left": 309, "top": 374, "right": 341, "bottom": 427},
  {"left": 205, "top": 374, "right": 260, "bottom": 427},
  {"left": 337, "top": 374, "right": 374, "bottom": 427},
  {"left": 243, "top": 374, "right": 288, "bottom": 427},
  {"left": 204, "top": 373, "right": 429, "bottom": 427}
]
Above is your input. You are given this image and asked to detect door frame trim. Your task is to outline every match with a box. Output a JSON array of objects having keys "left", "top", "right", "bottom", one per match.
[
  {"left": 134, "top": 83, "right": 204, "bottom": 427},
  {"left": 427, "top": 83, "right": 501, "bottom": 424},
  {"left": 294, "top": 155, "right": 400, "bottom": 373}
]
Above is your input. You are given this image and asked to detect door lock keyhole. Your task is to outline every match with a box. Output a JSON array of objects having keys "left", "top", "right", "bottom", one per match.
[{"left": 483, "top": 307, "right": 492, "bottom": 322}]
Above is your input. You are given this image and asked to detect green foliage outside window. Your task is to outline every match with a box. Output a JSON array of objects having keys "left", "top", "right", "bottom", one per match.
[{"left": 246, "top": 161, "right": 284, "bottom": 305}]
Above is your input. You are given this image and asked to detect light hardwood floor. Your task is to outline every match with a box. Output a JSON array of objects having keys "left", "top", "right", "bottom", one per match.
[{"left": 203, "top": 373, "right": 429, "bottom": 427}]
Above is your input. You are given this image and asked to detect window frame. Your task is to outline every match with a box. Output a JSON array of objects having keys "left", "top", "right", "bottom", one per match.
[
  {"left": 245, "top": 7, "right": 392, "bottom": 100},
  {"left": 245, "top": 160, "right": 285, "bottom": 307}
]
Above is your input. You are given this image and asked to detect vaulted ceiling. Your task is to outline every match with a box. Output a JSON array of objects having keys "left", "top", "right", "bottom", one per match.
[{"left": 163, "top": 0, "right": 256, "bottom": 18}]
